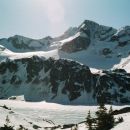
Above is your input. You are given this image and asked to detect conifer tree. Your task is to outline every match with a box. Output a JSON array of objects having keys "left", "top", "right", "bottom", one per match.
[
  {"left": 0, "top": 115, "right": 14, "bottom": 130},
  {"left": 107, "top": 106, "right": 115, "bottom": 128},
  {"left": 86, "top": 110, "right": 93, "bottom": 130},
  {"left": 95, "top": 104, "right": 115, "bottom": 130},
  {"left": 96, "top": 103, "right": 108, "bottom": 130}
]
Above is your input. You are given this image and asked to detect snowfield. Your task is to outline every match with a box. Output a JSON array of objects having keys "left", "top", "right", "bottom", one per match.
[
  {"left": 0, "top": 100, "right": 130, "bottom": 130},
  {"left": 0, "top": 100, "right": 96, "bottom": 127},
  {"left": 111, "top": 113, "right": 130, "bottom": 130}
]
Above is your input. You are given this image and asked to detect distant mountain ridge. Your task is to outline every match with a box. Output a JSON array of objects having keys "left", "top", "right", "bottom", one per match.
[
  {"left": 0, "top": 20, "right": 130, "bottom": 52},
  {"left": 0, "top": 20, "right": 130, "bottom": 104}
]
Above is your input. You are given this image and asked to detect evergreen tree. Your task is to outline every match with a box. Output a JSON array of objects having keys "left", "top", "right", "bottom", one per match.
[
  {"left": 107, "top": 106, "right": 115, "bottom": 128},
  {"left": 96, "top": 103, "right": 108, "bottom": 130},
  {"left": 109, "top": 106, "right": 113, "bottom": 114},
  {"left": 95, "top": 104, "right": 115, "bottom": 130},
  {"left": 86, "top": 110, "right": 93, "bottom": 130},
  {"left": 0, "top": 115, "right": 14, "bottom": 130},
  {"left": 6, "top": 115, "right": 10, "bottom": 126}
]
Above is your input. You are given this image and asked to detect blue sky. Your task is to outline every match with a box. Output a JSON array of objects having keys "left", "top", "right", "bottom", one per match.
[{"left": 0, "top": 0, "right": 130, "bottom": 39}]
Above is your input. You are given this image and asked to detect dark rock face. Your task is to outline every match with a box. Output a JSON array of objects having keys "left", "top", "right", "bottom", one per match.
[
  {"left": 49, "top": 59, "right": 91, "bottom": 100},
  {"left": 79, "top": 20, "right": 116, "bottom": 41},
  {"left": 93, "top": 70, "right": 130, "bottom": 104},
  {"left": 7, "top": 35, "right": 42, "bottom": 50},
  {"left": 0, "top": 56, "right": 130, "bottom": 104},
  {"left": 0, "top": 35, "right": 53, "bottom": 52},
  {"left": 111, "top": 26, "right": 130, "bottom": 46},
  {"left": 0, "top": 59, "right": 18, "bottom": 74},
  {"left": 101, "top": 48, "right": 112, "bottom": 55},
  {"left": 60, "top": 20, "right": 117, "bottom": 53},
  {"left": 60, "top": 36, "right": 90, "bottom": 53},
  {"left": 8, "top": 36, "right": 31, "bottom": 49}
]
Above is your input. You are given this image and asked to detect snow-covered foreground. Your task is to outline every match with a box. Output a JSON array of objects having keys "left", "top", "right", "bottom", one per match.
[
  {"left": 0, "top": 100, "right": 130, "bottom": 130},
  {"left": 111, "top": 113, "right": 130, "bottom": 130},
  {"left": 0, "top": 100, "right": 96, "bottom": 127}
]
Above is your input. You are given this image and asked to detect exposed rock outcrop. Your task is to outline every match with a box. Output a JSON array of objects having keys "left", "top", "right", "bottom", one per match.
[{"left": 0, "top": 56, "right": 130, "bottom": 104}]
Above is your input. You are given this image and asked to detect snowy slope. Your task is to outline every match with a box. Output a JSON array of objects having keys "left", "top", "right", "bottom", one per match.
[
  {"left": 0, "top": 100, "right": 97, "bottom": 129},
  {"left": 1, "top": 38, "right": 130, "bottom": 72},
  {"left": 0, "top": 20, "right": 130, "bottom": 72},
  {"left": 0, "top": 100, "right": 129, "bottom": 130}
]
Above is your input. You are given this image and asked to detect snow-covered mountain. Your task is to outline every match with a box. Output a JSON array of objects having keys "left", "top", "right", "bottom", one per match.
[
  {"left": 0, "top": 56, "right": 130, "bottom": 104},
  {"left": 0, "top": 35, "right": 54, "bottom": 52},
  {"left": 0, "top": 27, "right": 78, "bottom": 53},
  {"left": 0, "top": 20, "right": 130, "bottom": 104},
  {"left": 0, "top": 20, "right": 130, "bottom": 71}
]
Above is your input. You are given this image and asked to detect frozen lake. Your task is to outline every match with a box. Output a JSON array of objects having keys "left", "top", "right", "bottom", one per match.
[{"left": 0, "top": 100, "right": 129, "bottom": 129}]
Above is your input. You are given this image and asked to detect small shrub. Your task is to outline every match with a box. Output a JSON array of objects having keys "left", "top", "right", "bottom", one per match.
[
  {"left": 0, "top": 125, "right": 14, "bottom": 130},
  {"left": 2, "top": 105, "right": 11, "bottom": 110},
  {"left": 0, "top": 116, "right": 14, "bottom": 130},
  {"left": 117, "top": 117, "right": 124, "bottom": 123}
]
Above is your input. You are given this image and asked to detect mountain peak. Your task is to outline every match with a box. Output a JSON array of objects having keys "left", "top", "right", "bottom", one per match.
[{"left": 82, "top": 19, "right": 99, "bottom": 26}]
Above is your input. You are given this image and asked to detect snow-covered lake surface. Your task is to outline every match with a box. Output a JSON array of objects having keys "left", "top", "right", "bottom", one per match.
[
  {"left": 0, "top": 100, "right": 96, "bottom": 126},
  {"left": 0, "top": 100, "right": 130, "bottom": 130}
]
